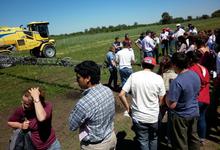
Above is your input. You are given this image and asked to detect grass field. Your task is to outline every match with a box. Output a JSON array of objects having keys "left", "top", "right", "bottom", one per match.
[{"left": 0, "top": 18, "right": 220, "bottom": 149}]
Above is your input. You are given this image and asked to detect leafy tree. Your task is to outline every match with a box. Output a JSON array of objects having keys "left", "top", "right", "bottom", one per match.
[
  {"left": 89, "top": 27, "right": 96, "bottom": 34},
  {"left": 101, "top": 26, "right": 107, "bottom": 32},
  {"left": 134, "top": 22, "right": 138, "bottom": 26},
  {"left": 201, "top": 14, "right": 210, "bottom": 19},
  {"left": 187, "top": 16, "right": 193, "bottom": 21},
  {"left": 211, "top": 9, "right": 220, "bottom": 18},
  {"left": 172, "top": 17, "right": 184, "bottom": 23},
  {"left": 84, "top": 29, "right": 88, "bottom": 33},
  {"left": 96, "top": 26, "right": 101, "bottom": 33},
  {"left": 108, "top": 25, "right": 114, "bottom": 32},
  {"left": 161, "top": 12, "right": 173, "bottom": 24}
]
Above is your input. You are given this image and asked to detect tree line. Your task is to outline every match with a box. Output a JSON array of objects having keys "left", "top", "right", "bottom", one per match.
[
  {"left": 160, "top": 9, "right": 220, "bottom": 24},
  {"left": 52, "top": 9, "right": 220, "bottom": 37}
]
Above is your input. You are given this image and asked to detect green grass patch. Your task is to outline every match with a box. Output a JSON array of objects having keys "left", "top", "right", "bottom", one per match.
[{"left": 1, "top": 18, "right": 220, "bottom": 149}]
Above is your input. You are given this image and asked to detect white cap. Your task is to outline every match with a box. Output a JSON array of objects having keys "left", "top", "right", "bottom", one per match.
[{"left": 176, "top": 23, "right": 181, "bottom": 27}]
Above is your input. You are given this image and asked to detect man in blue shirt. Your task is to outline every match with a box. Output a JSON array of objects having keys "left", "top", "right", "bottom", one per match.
[
  {"left": 69, "top": 60, "right": 116, "bottom": 150},
  {"left": 106, "top": 45, "right": 118, "bottom": 90},
  {"left": 166, "top": 52, "right": 200, "bottom": 150}
]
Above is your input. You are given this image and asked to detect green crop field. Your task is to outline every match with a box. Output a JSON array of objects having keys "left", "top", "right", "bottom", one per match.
[{"left": 0, "top": 18, "right": 220, "bottom": 149}]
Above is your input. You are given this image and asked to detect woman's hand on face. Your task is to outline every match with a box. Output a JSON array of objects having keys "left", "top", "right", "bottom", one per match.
[{"left": 28, "top": 87, "right": 40, "bottom": 101}]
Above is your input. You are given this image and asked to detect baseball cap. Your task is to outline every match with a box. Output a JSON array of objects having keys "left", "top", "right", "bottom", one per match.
[
  {"left": 176, "top": 23, "right": 181, "bottom": 27},
  {"left": 166, "top": 27, "right": 170, "bottom": 31},
  {"left": 143, "top": 57, "right": 156, "bottom": 66}
]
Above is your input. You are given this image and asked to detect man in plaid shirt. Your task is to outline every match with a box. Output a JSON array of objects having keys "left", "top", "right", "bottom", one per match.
[{"left": 69, "top": 60, "right": 116, "bottom": 150}]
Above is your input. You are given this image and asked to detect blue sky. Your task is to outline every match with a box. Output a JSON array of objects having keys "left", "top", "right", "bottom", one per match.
[{"left": 1, "top": 0, "right": 220, "bottom": 35}]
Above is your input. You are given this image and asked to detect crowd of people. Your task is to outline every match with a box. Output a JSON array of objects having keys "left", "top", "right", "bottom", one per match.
[
  {"left": 7, "top": 24, "right": 220, "bottom": 150},
  {"left": 105, "top": 24, "right": 220, "bottom": 150}
]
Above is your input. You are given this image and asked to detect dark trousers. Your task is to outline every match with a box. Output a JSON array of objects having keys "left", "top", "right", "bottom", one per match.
[
  {"left": 108, "top": 67, "right": 118, "bottom": 88},
  {"left": 161, "top": 40, "right": 169, "bottom": 56},
  {"left": 153, "top": 47, "right": 159, "bottom": 63},
  {"left": 169, "top": 39, "right": 175, "bottom": 55},
  {"left": 169, "top": 113, "right": 200, "bottom": 150}
]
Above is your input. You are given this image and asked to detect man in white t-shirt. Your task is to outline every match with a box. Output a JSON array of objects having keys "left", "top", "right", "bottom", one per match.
[
  {"left": 174, "top": 24, "right": 185, "bottom": 51},
  {"left": 119, "top": 57, "right": 166, "bottom": 150},
  {"left": 116, "top": 41, "right": 135, "bottom": 87},
  {"left": 174, "top": 24, "right": 185, "bottom": 38}
]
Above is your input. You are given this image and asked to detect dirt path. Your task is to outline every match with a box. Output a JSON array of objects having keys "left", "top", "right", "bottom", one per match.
[{"left": 1, "top": 90, "right": 219, "bottom": 150}]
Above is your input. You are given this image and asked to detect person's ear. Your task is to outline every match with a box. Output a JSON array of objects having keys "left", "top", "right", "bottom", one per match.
[{"left": 86, "top": 76, "right": 91, "bottom": 84}]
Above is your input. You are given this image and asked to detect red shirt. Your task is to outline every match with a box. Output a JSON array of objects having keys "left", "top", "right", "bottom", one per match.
[
  {"left": 189, "top": 64, "right": 210, "bottom": 104},
  {"left": 8, "top": 101, "right": 56, "bottom": 150}
]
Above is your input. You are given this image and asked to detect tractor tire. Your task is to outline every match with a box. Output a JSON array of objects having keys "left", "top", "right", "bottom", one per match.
[
  {"left": 30, "top": 49, "right": 41, "bottom": 57},
  {"left": 42, "top": 45, "right": 56, "bottom": 58}
]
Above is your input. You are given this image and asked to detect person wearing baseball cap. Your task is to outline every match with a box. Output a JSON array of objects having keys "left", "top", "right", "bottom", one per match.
[
  {"left": 142, "top": 57, "right": 157, "bottom": 66},
  {"left": 174, "top": 23, "right": 185, "bottom": 38},
  {"left": 174, "top": 23, "right": 185, "bottom": 51},
  {"left": 119, "top": 56, "right": 165, "bottom": 150},
  {"left": 176, "top": 23, "right": 181, "bottom": 27}
]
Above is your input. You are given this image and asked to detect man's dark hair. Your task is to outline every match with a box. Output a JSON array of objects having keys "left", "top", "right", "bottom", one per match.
[
  {"left": 178, "top": 36, "right": 187, "bottom": 45},
  {"left": 171, "top": 52, "right": 189, "bottom": 69},
  {"left": 141, "top": 62, "right": 154, "bottom": 70},
  {"left": 122, "top": 41, "right": 130, "bottom": 47},
  {"left": 74, "top": 60, "right": 100, "bottom": 85},
  {"left": 186, "top": 50, "right": 201, "bottom": 65},
  {"left": 195, "top": 36, "right": 208, "bottom": 49},
  {"left": 146, "top": 30, "right": 151, "bottom": 35}
]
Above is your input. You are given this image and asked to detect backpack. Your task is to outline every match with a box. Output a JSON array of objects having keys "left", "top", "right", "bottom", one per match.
[{"left": 9, "top": 129, "right": 35, "bottom": 150}]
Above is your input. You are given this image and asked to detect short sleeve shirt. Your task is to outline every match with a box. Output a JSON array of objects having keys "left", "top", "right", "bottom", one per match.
[
  {"left": 8, "top": 102, "right": 56, "bottom": 150},
  {"left": 168, "top": 70, "right": 200, "bottom": 117},
  {"left": 106, "top": 51, "right": 115, "bottom": 69},
  {"left": 123, "top": 70, "right": 166, "bottom": 123}
]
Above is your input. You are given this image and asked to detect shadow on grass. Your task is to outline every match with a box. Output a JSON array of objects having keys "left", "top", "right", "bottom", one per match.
[
  {"left": 116, "top": 131, "right": 135, "bottom": 150},
  {"left": 116, "top": 131, "right": 172, "bottom": 150}
]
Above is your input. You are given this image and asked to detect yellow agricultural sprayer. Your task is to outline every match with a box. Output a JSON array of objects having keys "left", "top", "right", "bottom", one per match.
[
  {"left": 0, "top": 21, "right": 56, "bottom": 57},
  {"left": 0, "top": 22, "right": 56, "bottom": 68}
]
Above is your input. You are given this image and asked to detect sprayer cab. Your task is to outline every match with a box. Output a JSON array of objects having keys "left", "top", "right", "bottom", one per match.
[{"left": 27, "top": 22, "right": 50, "bottom": 38}]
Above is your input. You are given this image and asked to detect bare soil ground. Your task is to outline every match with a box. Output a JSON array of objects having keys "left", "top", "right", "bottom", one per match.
[{"left": 0, "top": 90, "right": 219, "bottom": 150}]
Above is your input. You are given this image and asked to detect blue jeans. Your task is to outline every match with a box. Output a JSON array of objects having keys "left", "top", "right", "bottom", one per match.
[
  {"left": 119, "top": 67, "right": 133, "bottom": 87},
  {"left": 143, "top": 51, "right": 154, "bottom": 58},
  {"left": 47, "top": 139, "right": 61, "bottom": 150},
  {"left": 198, "top": 102, "right": 208, "bottom": 139},
  {"left": 132, "top": 120, "right": 158, "bottom": 150}
]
